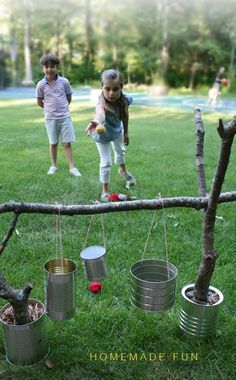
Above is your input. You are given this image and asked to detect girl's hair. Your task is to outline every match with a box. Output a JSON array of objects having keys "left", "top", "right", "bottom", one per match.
[
  {"left": 99, "top": 69, "right": 128, "bottom": 127},
  {"left": 40, "top": 53, "right": 60, "bottom": 66}
]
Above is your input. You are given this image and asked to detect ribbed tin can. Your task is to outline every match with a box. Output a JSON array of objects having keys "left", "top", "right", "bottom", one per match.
[
  {"left": 0, "top": 299, "right": 49, "bottom": 366},
  {"left": 130, "top": 259, "right": 178, "bottom": 312},
  {"left": 44, "top": 258, "right": 77, "bottom": 321},
  {"left": 179, "top": 284, "right": 224, "bottom": 337},
  {"left": 80, "top": 245, "right": 108, "bottom": 281}
]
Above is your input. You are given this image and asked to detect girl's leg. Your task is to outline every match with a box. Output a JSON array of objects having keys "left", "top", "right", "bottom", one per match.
[
  {"left": 50, "top": 143, "right": 58, "bottom": 167},
  {"left": 111, "top": 134, "right": 127, "bottom": 174},
  {"left": 96, "top": 142, "right": 112, "bottom": 195},
  {"left": 62, "top": 142, "right": 74, "bottom": 169},
  {"left": 112, "top": 134, "right": 136, "bottom": 186}
]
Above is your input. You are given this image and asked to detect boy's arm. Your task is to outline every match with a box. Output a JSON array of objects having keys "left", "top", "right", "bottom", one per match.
[
  {"left": 36, "top": 82, "right": 44, "bottom": 108},
  {"left": 37, "top": 98, "right": 44, "bottom": 108},
  {"left": 67, "top": 94, "right": 72, "bottom": 104}
]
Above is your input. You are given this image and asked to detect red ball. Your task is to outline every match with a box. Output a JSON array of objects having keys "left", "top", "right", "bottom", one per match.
[{"left": 89, "top": 282, "right": 102, "bottom": 293}]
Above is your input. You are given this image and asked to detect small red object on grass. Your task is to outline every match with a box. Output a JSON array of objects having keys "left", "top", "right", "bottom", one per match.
[
  {"left": 89, "top": 282, "right": 102, "bottom": 293},
  {"left": 108, "top": 193, "right": 136, "bottom": 202}
]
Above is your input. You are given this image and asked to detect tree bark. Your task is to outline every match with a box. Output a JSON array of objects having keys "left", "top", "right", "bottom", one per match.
[
  {"left": 0, "top": 192, "right": 235, "bottom": 256},
  {"left": 194, "top": 108, "right": 207, "bottom": 197},
  {"left": 0, "top": 274, "right": 32, "bottom": 324},
  {"left": 21, "top": 0, "right": 33, "bottom": 86},
  {"left": 0, "top": 213, "right": 19, "bottom": 254},
  {"left": 193, "top": 117, "right": 236, "bottom": 302},
  {"left": 0, "top": 193, "right": 235, "bottom": 217}
]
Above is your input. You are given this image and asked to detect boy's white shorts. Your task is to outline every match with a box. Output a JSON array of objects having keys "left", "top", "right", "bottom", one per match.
[{"left": 45, "top": 117, "right": 76, "bottom": 144}]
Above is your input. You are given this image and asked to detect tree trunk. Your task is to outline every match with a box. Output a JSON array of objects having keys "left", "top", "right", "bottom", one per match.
[
  {"left": 157, "top": 0, "right": 169, "bottom": 83},
  {"left": 189, "top": 65, "right": 196, "bottom": 91},
  {"left": 228, "top": 34, "right": 236, "bottom": 88},
  {"left": 21, "top": 0, "right": 33, "bottom": 86},
  {"left": 193, "top": 117, "right": 236, "bottom": 302},
  {"left": 84, "top": 0, "right": 94, "bottom": 80},
  {"left": 9, "top": 13, "right": 20, "bottom": 87},
  {"left": 194, "top": 108, "right": 207, "bottom": 196},
  {"left": 0, "top": 274, "right": 32, "bottom": 324}
]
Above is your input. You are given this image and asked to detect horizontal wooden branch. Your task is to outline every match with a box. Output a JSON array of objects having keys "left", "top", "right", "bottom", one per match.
[{"left": 0, "top": 192, "right": 235, "bottom": 216}]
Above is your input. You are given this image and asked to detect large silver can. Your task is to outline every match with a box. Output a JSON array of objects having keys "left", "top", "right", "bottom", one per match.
[
  {"left": 130, "top": 259, "right": 178, "bottom": 312},
  {"left": 179, "top": 283, "right": 224, "bottom": 337},
  {"left": 44, "top": 258, "right": 77, "bottom": 321},
  {"left": 0, "top": 299, "right": 49, "bottom": 366}
]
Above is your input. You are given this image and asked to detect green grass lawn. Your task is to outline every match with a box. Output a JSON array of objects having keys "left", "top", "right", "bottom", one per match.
[{"left": 0, "top": 98, "right": 235, "bottom": 380}]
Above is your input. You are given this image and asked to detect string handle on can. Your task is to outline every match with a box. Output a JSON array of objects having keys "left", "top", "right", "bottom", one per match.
[
  {"left": 55, "top": 204, "right": 64, "bottom": 271},
  {"left": 82, "top": 214, "right": 106, "bottom": 250},
  {"left": 141, "top": 209, "right": 157, "bottom": 262},
  {"left": 141, "top": 193, "right": 170, "bottom": 279},
  {"left": 158, "top": 193, "right": 170, "bottom": 280}
]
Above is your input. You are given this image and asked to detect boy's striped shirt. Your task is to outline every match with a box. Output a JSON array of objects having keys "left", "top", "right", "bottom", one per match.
[{"left": 36, "top": 75, "right": 72, "bottom": 119}]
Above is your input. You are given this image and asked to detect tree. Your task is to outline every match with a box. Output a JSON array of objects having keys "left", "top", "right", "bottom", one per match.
[{"left": 20, "top": 0, "right": 33, "bottom": 85}]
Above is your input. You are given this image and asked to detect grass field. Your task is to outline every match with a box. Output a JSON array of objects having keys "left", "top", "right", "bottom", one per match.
[{"left": 0, "top": 97, "right": 235, "bottom": 380}]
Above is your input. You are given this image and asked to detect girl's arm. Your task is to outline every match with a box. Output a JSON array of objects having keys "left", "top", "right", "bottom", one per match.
[
  {"left": 123, "top": 94, "right": 133, "bottom": 145},
  {"left": 123, "top": 112, "right": 129, "bottom": 146},
  {"left": 85, "top": 104, "right": 105, "bottom": 135},
  {"left": 94, "top": 104, "right": 105, "bottom": 124}
]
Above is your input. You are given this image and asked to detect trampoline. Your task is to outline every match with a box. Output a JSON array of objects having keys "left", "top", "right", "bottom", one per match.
[
  {"left": 1, "top": 87, "right": 236, "bottom": 113},
  {"left": 131, "top": 93, "right": 236, "bottom": 113}
]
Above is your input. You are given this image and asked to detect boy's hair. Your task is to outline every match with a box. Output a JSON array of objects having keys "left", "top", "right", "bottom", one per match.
[
  {"left": 100, "top": 69, "right": 128, "bottom": 127},
  {"left": 40, "top": 53, "right": 60, "bottom": 66}
]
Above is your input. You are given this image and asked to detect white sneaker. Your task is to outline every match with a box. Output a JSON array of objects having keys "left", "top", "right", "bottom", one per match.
[
  {"left": 47, "top": 166, "right": 57, "bottom": 175},
  {"left": 118, "top": 168, "right": 136, "bottom": 187},
  {"left": 101, "top": 193, "right": 110, "bottom": 202},
  {"left": 69, "top": 167, "right": 82, "bottom": 177}
]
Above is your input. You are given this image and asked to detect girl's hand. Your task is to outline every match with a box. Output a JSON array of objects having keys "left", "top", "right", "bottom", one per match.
[
  {"left": 124, "top": 133, "right": 129, "bottom": 146},
  {"left": 85, "top": 121, "right": 97, "bottom": 135}
]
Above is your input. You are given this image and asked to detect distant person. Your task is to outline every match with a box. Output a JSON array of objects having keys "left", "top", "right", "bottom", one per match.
[
  {"left": 85, "top": 69, "right": 136, "bottom": 202},
  {"left": 36, "top": 53, "right": 81, "bottom": 176},
  {"left": 208, "top": 67, "right": 228, "bottom": 105}
]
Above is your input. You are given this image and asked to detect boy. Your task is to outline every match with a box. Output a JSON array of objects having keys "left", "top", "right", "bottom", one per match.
[{"left": 36, "top": 53, "right": 81, "bottom": 176}]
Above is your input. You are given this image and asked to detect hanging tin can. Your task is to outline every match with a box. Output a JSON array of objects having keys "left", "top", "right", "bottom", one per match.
[
  {"left": 44, "top": 258, "right": 77, "bottom": 321},
  {"left": 130, "top": 259, "right": 178, "bottom": 312},
  {"left": 80, "top": 245, "right": 108, "bottom": 281}
]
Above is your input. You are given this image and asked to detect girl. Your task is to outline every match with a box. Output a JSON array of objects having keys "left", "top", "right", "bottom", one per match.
[{"left": 86, "top": 69, "right": 136, "bottom": 201}]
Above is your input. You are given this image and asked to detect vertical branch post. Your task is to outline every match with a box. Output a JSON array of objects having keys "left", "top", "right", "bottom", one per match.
[
  {"left": 194, "top": 108, "right": 207, "bottom": 197},
  {"left": 194, "top": 117, "right": 236, "bottom": 301}
]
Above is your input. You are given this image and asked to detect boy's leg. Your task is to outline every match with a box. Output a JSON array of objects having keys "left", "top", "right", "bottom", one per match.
[
  {"left": 96, "top": 142, "right": 112, "bottom": 197},
  {"left": 62, "top": 143, "right": 82, "bottom": 176},
  {"left": 60, "top": 117, "right": 82, "bottom": 175},
  {"left": 50, "top": 143, "right": 58, "bottom": 167},
  {"left": 62, "top": 142, "right": 74, "bottom": 169},
  {"left": 45, "top": 119, "right": 59, "bottom": 174}
]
